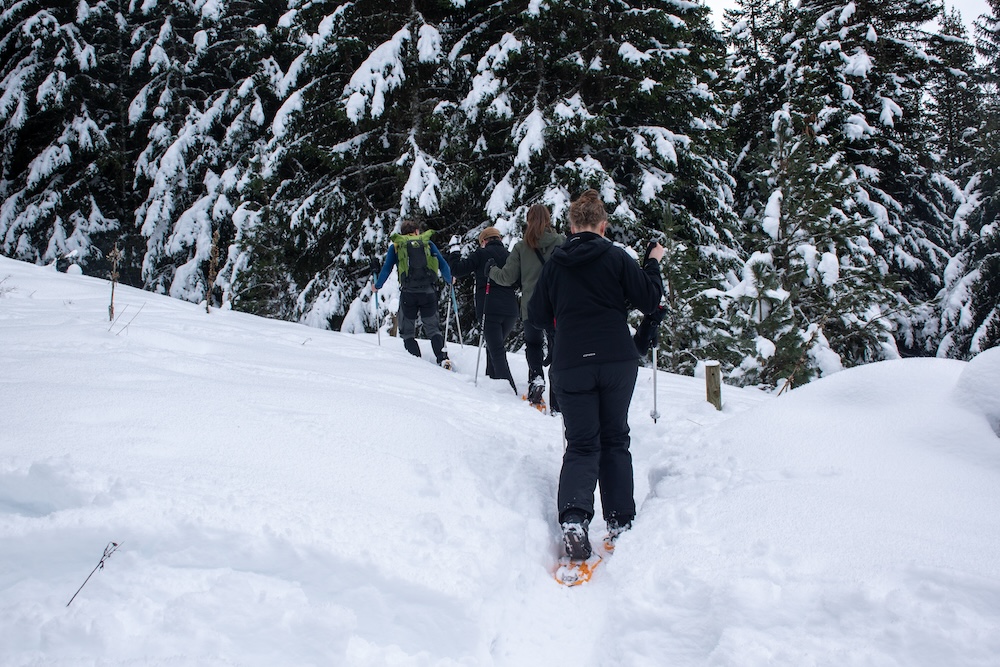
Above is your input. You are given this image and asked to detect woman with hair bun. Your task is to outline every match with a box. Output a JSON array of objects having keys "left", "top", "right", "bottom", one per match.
[{"left": 528, "top": 190, "right": 664, "bottom": 561}]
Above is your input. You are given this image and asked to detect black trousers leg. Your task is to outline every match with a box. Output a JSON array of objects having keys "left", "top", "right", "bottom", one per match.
[
  {"left": 554, "top": 360, "right": 638, "bottom": 523},
  {"left": 399, "top": 293, "right": 421, "bottom": 357},
  {"left": 596, "top": 363, "right": 638, "bottom": 525},
  {"left": 416, "top": 291, "right": 446, "bottom": 362},
  {"left": 523, "top": 321, "right": 544, "bottom": 384},
  {"left": 484, "top": 314, "right": 516, "bottom": 387}
]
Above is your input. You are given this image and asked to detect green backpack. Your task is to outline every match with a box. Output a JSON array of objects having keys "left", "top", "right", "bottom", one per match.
[{"left": 391, "top": 230, "right": 439, "bottom": 289}]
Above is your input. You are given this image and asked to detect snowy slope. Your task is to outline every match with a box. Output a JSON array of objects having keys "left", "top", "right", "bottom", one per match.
[{"left": 2, "top": 255, "right": 999, "bottom": 666}]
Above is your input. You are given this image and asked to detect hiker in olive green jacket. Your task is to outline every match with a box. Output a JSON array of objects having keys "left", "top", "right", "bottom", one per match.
[{"left": 489, "top": 204, "right": 565, "bottom": 411}]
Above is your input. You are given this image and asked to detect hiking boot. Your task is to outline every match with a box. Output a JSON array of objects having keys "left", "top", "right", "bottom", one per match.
[
  {"left": 438, "top": 357, "right": 453, "bottom": 370},
  {"left": 527, "top": 377, "right": 545, "bottom": 406},
  {"left": 603, "top": 518, "right": 632, "bottom": 552},
  {"left": 560, "top": 512, "right": 592, "bottom": 560}
]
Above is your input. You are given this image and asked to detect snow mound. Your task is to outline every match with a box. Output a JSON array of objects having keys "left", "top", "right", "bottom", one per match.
[
  {"left": 954, "top": 346, "right": 1000, "bottom": 437},
  {"left": 2, "top": 255, "right": 1000, "bottom": 666},
  {"left": 622, "top": 357, "right": 1000, "bottom": 665}
]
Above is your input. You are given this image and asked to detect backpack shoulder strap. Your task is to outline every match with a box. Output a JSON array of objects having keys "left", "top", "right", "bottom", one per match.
[
  {"left": 418, "top": 231, "right": 439, "bottom": 274},
  {"left": 390, "top": 234, "right": 410, "bottom": 276}
]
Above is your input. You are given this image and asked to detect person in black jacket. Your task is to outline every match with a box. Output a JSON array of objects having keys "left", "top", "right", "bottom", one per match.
[
  {"left": 449, "top": 227, "right": 519, "bottom": 392},
  {"left": 528, "top": 190, "right": 664, "bottom": 560}
]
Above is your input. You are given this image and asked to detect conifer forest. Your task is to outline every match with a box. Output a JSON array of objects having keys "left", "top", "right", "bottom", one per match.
[{"left": 2, "top": 0, "right": 998, "bottom": 388}]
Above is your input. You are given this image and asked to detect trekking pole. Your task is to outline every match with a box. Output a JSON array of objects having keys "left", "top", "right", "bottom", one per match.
[
  {"left": 450, "top": 285, "right": 463, "bottom": 346},
  {"left": 444, "top": 284, "right": 453, "bottom": 350},
  {"left": 641, "top": 239, "right": 663, "bottom": 423},
  {"left": 370, "top": 257, "right": 381, "bottom": 346},
  {"left": 371, "top": 288, "right": 382, "bottom": 346},
  {"left": 474, "top": 283, "right": 489, "bottom": 386},
  {"left": 650, "top": 345, "right": 659, "bottom": 423}
]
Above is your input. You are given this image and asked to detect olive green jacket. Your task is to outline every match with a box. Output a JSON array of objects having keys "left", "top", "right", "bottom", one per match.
[{"left": 488, "top": 230, "right": 565, "bottom": 320}]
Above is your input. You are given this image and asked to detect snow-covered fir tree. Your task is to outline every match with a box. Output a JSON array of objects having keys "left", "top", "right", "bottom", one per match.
[
  {"left": 0, "top": 0, "right": 278, "bottom": 305},
  {"left": 813, "top": 0, "right": 952, "bottom": 354},
  {"left": 721, "top": 0, "right": 805, "bottom": 385},
  {"left": 720, "top": 0, "right": 959, "bottom": 386},
  {"left": 926, "top": 8, "right": 981, "bottom": 185},
  {"left": 721, "top": 91, "right": 907, "bottom": 387},
  {"left": 448, "top": 0, "right": 740, "bottom": 374},
  {"left": 127, "top": 0, "right": 265, "bottom": 302},
  {"left": 2, "top": 0, "right": 995, "bottom": 381},
  {"left": 0, "top": 0, "right": 122, "bottom": 273},
  {"left": 911, "top": 10, "right": 982, "bottom": 354},
  {"left": 188, "top": 1, "right": 285, "bottom": 311},
  {"left": 231, "top": 0, "right": 475, "bottom": 327},
  {"left": 936, "top": 0, "right": 1000, "bottom": 358},
  {"left": 724, "top": 0, "right": 794, "bottom": 226}
]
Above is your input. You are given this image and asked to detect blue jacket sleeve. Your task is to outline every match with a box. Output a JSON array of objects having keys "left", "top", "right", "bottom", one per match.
[
  {"left": 430, "top": 243, "right": 452, "bottom": 283},
  {"left": 374, "top": 245, "right": 397, "bottom": 289}
]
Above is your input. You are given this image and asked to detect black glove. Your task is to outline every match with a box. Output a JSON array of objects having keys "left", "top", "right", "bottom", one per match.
[
  {"left": 648, "top": 303, "right": 666, "bottom": 327},
  {"left": 484, "top": 258, "right": 496, "bottom": 273},
  {"left": 648, "top": 305, "right": 665, "bottom": 347},
  {"left": 633, "top": 305, "right": 666, "bottom": 355},
  {"left": 642, "top": 240, "right": 657, "bottom": 266}
]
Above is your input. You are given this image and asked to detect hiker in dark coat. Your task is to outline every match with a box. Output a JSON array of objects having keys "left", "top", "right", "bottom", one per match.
[
  {"left": 449, "top": 227, "right": 518, "bottom": 392},
  {"left": 373, "top": 219, "right": 453, "bottom": 367},
  {"left": 489, "top": 204, "right": 565, "bottom": 411},
  {"left": 528, "top": 190, "right": 664, "bottom": 560}
]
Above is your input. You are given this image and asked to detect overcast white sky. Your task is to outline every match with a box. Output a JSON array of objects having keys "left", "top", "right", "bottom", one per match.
[{"left": 701, "top": 0, "right": 991, "bottom": 33}]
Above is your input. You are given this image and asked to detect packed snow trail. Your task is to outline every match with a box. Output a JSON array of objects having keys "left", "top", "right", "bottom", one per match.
[{"left": 2, "top": 255, "right": 1000, "bottom": 666}]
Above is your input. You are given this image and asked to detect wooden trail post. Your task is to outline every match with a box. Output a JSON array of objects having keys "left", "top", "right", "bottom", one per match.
[{"left": 705, "top": 360, "right": 722, "bottom": 411}]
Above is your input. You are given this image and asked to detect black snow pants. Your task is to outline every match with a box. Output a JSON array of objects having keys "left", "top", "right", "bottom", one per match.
[
  {"left": 523, "top": 321, "right": 559, "bottom": 411},
  {"left": 399, "top": 288, "right": 446, "bottom": 362},
  {"left": 484, "top": 313, "right": 516, "bottom": 388},
  {"left": 552, "top": 359, "right": 638, "bottom": 525}
]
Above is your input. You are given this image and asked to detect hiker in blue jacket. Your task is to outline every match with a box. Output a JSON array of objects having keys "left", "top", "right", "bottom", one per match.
[{"left": 373, "top": 219, "right": 453, "bottom": 367}]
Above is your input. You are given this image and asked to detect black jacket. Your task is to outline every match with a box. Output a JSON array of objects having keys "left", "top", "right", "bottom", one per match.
[
  {"left": 528, "top": 232, "right": 663, "bottom": 370},
  {"left": 449, "top": 238, "right": 519, "bottom": 319}
]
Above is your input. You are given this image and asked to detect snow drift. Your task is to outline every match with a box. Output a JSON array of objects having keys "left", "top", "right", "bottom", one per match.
[{"left": 1, "top": 255, "right": 999, "bottom": 666}]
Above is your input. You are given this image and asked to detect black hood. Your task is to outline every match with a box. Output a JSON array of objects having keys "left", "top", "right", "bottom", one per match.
[{"left": 551, "top": 231, "right": 613, "bottom": 268}]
